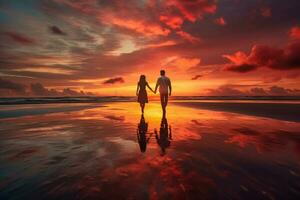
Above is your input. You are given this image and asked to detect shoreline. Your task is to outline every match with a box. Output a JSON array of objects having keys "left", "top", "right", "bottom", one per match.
[
  {"left": 1, "top": 101, "right": 299, "bottom": 122},
  {"left": 1, "top": 96, "right": 300, "bottom": 105}
]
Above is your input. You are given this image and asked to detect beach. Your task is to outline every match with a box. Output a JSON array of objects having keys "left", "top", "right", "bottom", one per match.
[{"left": 0, "top": 101, "right": 300, "bottom": 199}]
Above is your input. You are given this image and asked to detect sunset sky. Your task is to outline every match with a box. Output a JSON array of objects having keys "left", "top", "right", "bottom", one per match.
[{"left": 0, "top": 0, "right": 300, "bottom": 96}]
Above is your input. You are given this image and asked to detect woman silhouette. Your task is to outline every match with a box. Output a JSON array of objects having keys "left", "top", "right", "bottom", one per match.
[
  {"left": 136, "top": 75, "right": 154, "bottom": 113},
  {"left": 137, "top": 114, "right": 150, "bottom": 152}
]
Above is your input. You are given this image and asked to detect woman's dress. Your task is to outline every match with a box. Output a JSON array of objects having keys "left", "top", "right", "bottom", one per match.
[{"left": 137, "top": 82, "right": 148, "bottom": 103}]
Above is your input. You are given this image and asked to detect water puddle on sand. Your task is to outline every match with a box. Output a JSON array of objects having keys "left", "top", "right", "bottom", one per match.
[{"left": 0, "top": 102, "right": 300, "bottom": 199}]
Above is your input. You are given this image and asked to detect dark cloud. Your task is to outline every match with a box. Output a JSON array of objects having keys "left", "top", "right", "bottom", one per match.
[
  {"left": 249, "top": 42, "right": 300, "bottom": 70},
  {"left": 207, "top": 85, "right": 300, "bottom": 96},
  {"left": 0, "top": 79, "right": 93, "bottom": 97},
  {"left": 225, "top": 63, "right": 257, "bottom": 73},
  {"left": 102, "top": 77, "right": 125, "bottom": 85},
  {"left": 30, "top": 82, "right": 91, "bottom": 96},
  {"left": 4, "top": 32, "right": 35, "bottom": 45},
  {"left": 269, "top": 85, "right": 290, "bottom": 96},
  {"left": 233, "top": 127, "right": 260, "bottom": 136},
  {"left": 49, "top": 26, "right": 67, "bottom": 36},
  {"left": 223, "top": 42, "right": 300, "bottom": 72},
  {"left": 62, "top": 88, "right": 85, "bottom": 96},
  {"left": 206, "top": 85, "right": 245, "bottom": 96},
  {"left": 249, "top": 87, "right": 268, "bottom": 96},
  {"left": 191, "top": 75, "right": 202, "bottom": 80},
  {"left": 260, "top": 7, "right": 272, "bottom": 18},
  {"left": 30, "top": 83, "right": 60, "bottom": 96},
  {"left": 0, "top": 78, "right": 26, "bottom": 95}
]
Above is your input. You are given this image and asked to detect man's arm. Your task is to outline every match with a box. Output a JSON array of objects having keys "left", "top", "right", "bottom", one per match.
[{"left": 168, "top": 79, "right": 172, "bottom": 96}]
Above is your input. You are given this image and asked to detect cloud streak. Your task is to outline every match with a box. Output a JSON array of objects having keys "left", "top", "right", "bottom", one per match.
[
  {"left": 191, "top": 75, "right": 202, "bottom": 80},
  {"left": 102, "top": 77, "right": 125, "bottom": 85},
  {"left": 4, "top": 32, "right": 35, "bottom": 45}
]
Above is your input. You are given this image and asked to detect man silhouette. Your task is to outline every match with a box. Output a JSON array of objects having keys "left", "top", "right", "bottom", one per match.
[
  {"left": 154, "top": 70, "right": 172, "bottom": 115},
  {"left": 155, "top": 116, "right": 172, "bottom": 156}
]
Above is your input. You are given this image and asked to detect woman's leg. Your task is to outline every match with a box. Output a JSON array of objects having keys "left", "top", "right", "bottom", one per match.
[
  {"left": 140, "top": 103, "right": 143, "bottom": 113},
  {"left": 141, "top": 103, "right": 145, "bottom": 113}
]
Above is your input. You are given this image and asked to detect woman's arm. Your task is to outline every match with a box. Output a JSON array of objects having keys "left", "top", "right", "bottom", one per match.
[
  {"left": 146, "top": 83, "right": 154, "bottom": 93},
  {"left": 136, "top": 83, "right": 139, "bottom": 96},
  {"left": 168, "top": 79, "right": 172, "bottom": 96}
]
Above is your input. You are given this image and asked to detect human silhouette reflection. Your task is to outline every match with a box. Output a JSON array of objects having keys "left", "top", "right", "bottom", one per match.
[
  {"left": 137, "top": 114, "right": 151, "bottom": 153},
  {"left": 155, "top": 116, "right": 172, "bottom": 155}
]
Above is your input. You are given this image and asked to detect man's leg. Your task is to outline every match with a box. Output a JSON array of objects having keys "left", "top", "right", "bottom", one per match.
[
  {"left": 160, "top": 93, "right": 164, "bottom": 110},
  {"left": 160, "top": 93, "right": 167, "bottom": 114},
  {"left": 164, "top": 94, "right": 168, "bottom": 116},
  {"left": 164, "top": 93, "right": 168, "bottom": 107}
]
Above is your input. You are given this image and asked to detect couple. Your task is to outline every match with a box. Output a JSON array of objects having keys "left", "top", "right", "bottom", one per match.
[{"left": 136, "top": 70, "right": 172, "bottom": 114}]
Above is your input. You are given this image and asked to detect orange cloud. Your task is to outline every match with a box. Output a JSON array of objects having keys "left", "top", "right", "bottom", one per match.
[
  {"left": 289, "top": 26, "right": 300, "bottom": 40},
  {"left": 144, "top": 40, "right": 177, "bottom": 48},
  {"left": 223, "top": 51, "right": 249, "bottom": 67},
  {"left": 160, "top": 15, "right": 184, "bottom": 29},
  {"left": 214, "top": 17, "right": 226, "bottom": 26},
  {"left": 102, "top": 14, "right": 170, "bottom": 37},
  {"left": 176, "top": 30, "right": 201, "bottom": 43},
  {"left": 164, "top": 56, "right": 201, "bottom": 70},
  {"left": 169, "top": 0, "right": 217, "bottom": 22}
]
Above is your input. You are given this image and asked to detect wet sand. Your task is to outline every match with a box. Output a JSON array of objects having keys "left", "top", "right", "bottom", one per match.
[
  {"left": 174, "top": 101, "right": 300, "bottom": 122},
  {"left": 0, "top": 102, "right": 300, "bottom": 199},
  {"left": 0, "top": 103, "right": 101, "bottom": 119}
]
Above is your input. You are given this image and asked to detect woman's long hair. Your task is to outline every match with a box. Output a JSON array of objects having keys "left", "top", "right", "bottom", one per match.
[{"left": 139, "top": 75, "right": 146, "bottom": 85}]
